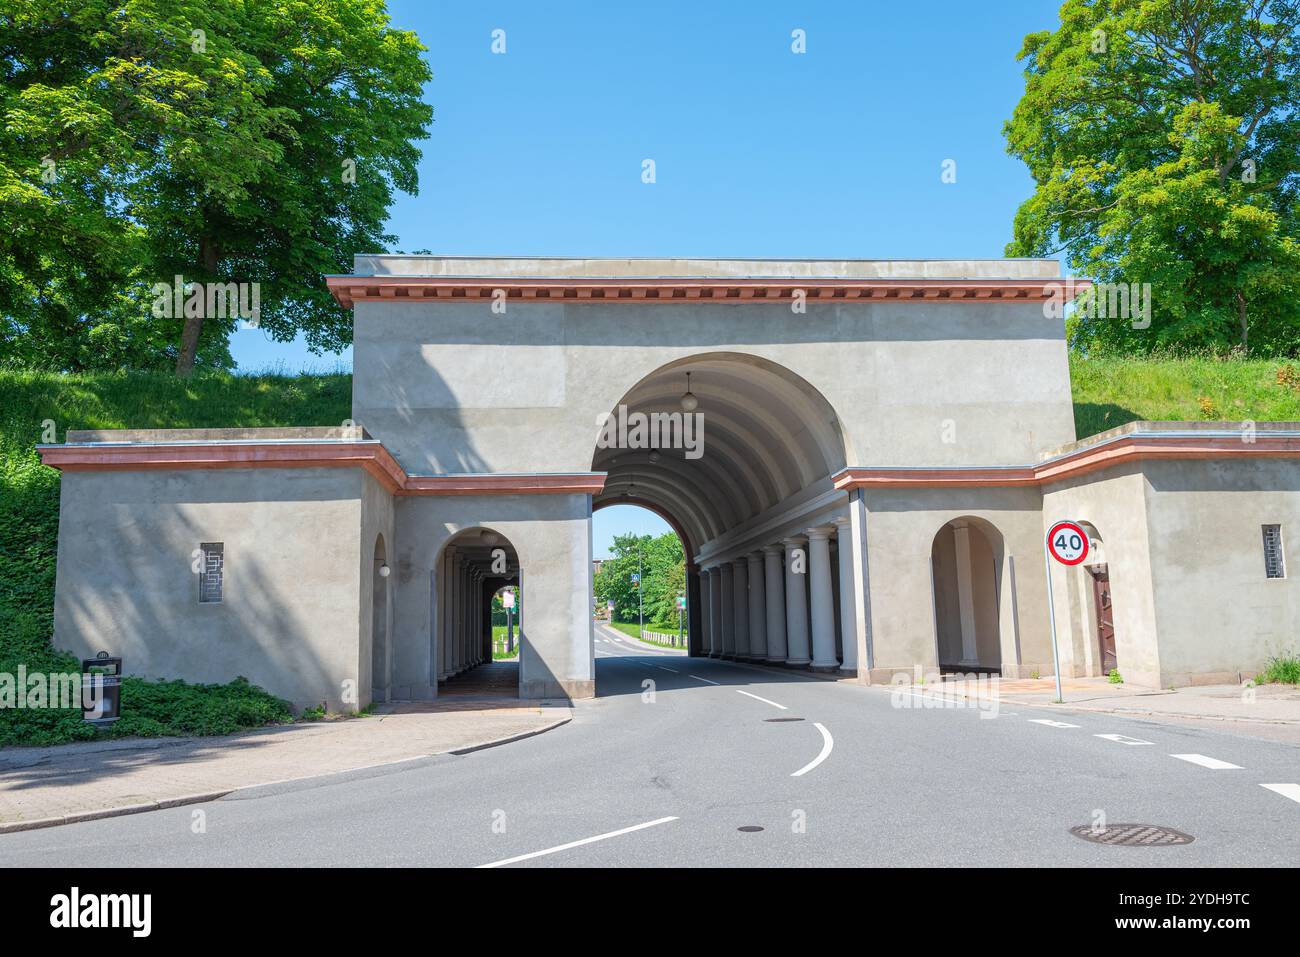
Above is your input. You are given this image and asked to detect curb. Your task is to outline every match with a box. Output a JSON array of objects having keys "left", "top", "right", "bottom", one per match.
[{"left": 0, "top": 715, "right": 572, "bottom": 835}]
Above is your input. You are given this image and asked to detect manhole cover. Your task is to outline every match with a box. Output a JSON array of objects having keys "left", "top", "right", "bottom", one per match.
[
  {"left": 1069, "top": 824, "right": 1194, "bottom": 846},
  {"left": 764, "top": 717, "right": 805, "bottom": 722},
  {"left": 737, "top": 826, "right": 764, "bottom": 833}
]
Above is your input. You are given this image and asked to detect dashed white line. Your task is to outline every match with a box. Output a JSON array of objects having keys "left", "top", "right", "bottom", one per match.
[
  {"left": 735, "top": 689, "right": 787, "bottom": 710},
  {"left": 656, "top": 666, "right": 679, "bottom": 674},
  {"left": 475, "top": 816, "right": 680, "bottom": 868},
  {"left": 1171, "top": 753, "right": 1243, "bottom": 770},
  {"left": 791, "top": 723, "right": 834, "bottom": 777},
  {"left": 1095, "top": 733, "right": 1153, "bottom": 746},
  {"left": 1261, "top": 783, "right": 1300, "bottom": 805},
  {"left": 1028, "top": 719, "right": 1080, "bottom": 728},
  {"left": 689, "top": 675, "right": 720, "bottom": 686}
]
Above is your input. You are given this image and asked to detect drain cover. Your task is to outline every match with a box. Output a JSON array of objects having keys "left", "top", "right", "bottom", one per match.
[
  {"left": 737, "top": 826, "right": 764, "bottom": 833},
  {"left": 1070, "top": 824, "right": 1194, "bottom": 846},
  {"left": 764, "top": 717, "right": 805, "bottom": 722}
]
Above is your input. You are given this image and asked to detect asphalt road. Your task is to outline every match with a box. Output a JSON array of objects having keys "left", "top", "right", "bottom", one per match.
[{"left": 3, "top": 626, "right": 1299, "bottom": 867}]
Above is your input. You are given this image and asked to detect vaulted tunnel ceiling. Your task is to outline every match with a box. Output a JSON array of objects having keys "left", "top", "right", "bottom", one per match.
[{"left": 591, "top": 355, "right": 848, "bottom": 558}]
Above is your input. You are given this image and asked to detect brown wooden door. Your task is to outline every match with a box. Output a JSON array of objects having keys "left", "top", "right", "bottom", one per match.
[{"left": 1091, "top": 567, "right": 1117, "bottom": 672}]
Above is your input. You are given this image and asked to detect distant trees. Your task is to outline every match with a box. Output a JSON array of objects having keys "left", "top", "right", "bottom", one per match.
[{"left": 594, "top": 533, "right": 685, "bottom": 629}]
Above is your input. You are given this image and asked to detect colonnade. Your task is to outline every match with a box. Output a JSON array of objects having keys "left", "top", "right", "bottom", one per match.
[
  {"left": 697, "top": 518, "right": 860, "bottom": 674},
  {"left": 436, "top": 545, "right": 490, "bottom": 681}
]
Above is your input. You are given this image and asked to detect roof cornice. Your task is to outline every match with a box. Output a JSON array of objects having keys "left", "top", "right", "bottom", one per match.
[
  {"left": 325, "top": 276, "right": 1088, "bottom": 309},
  {"left": 37, "top": 441, "right": 606, "bottom": 497},
  {"left": 833, "top": 433, "right": 1300, "bottom": 490}
]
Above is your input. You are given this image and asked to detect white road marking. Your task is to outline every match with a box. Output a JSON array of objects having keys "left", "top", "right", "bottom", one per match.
[
  {"left": 791, "top": 723, "right": 834, "bottom": 777},
  {"left": 1171, "top": 753, "right": 1243, "bottom": 770},
  {"left": 735, "top": 689, "right": 787, "bottom": 710},
  {"left": 1028, "top": 719, "right": 1080, "bottom": 728},
  {"left": 689, "top": 675, "right": 720, "bottom": 686},
  {"left": 1095, "top": 733, "right": 1153, "bottom": 746},
  {"left": 476, "top": 816, "right": 680, "bottom": 868},
  {"left": 656, "top": 666, "right": 679, "bottom": 674},
  {"left": 1261, "top": 783, "right": 1300, "bottom": 805}
]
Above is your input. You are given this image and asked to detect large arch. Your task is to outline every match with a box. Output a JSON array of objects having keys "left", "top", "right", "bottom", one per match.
[
  {"left": 591, "top": 352, "right": 852, "bottom": 665},
  {"left": 591, "top": 353, "right": 851, "bottom": 559}
]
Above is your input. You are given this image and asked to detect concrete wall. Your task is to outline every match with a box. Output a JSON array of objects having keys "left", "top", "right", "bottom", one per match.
[
  {"left": 1041, "top": 465, "right": 1161, "bottom": 686},
  {"left": 1142, "top": 459, "right": 1300, "bottom": 685},
  {"left": 351, "top": 297, "right": 1076, "bottom": 476},
  {"left": 52, "top": 468, "right": 365, "bottom": 712},
  {"left": 390, "top": 493, "right": 595, "bottom": 699},
  {"left": 862, "top": 487, "right": 1053, "bottom": 681}
]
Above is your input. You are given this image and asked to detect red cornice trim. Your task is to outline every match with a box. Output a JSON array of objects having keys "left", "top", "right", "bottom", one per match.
[
  {"left": 833, "top": 436, "right": 1300, "bottom": 490},
  {"left": 402, "top": 473, "right": 607, "bottom": 496},
  {"left": 38, "top": 443, "right": 607, "bottom": 497},
  {"left": 326, "top": 276, "right": 1088, "bottom": 309}
]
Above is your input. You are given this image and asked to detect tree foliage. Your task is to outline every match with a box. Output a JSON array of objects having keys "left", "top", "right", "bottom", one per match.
[
  {"left": 594, "top": 532, "right": 685, "bottom": 629},
  {"left": 1005, "top": 0, "right": 1300, "bottom": 355},
  {"left": 0, "top": 0, "right": 433, "bottom": 373}
]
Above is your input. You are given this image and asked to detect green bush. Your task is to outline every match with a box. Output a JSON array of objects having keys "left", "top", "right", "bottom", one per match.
[{"left": 1258, "top": 655, "right": 1300, "bottom": 685}]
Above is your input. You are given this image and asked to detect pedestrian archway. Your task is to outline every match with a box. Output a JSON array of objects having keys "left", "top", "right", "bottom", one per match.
[
  {"left": 434, "top": 528, "right": 520, "bottom": 690},
  {"left": 931, "top": 518, "right": 1004, "bottom": 674}
]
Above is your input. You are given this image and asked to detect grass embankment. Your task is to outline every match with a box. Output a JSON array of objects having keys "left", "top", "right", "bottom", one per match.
[
  {"left": 0, "top": 369, "right": 351, "bottom": 746},
  {"left": 1070, "top": 356, "right": 1300, "bottom": 438},
  {"left": 608, "top": 619, "right": 684, "bottom": 648}
]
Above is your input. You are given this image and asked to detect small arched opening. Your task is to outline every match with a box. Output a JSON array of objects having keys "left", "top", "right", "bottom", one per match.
[{"left": 931, "top": 517, "right": 1004, "bottom": 674}]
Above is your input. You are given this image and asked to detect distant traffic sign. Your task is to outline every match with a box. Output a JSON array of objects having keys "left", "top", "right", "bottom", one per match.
[
  {"left": 502, "top": 590, "right": 516, "bottom": 609},
  {"left": 1046, "top": 520, "right": 1089, "bottom": 566},
  {"left": 675, "top": 596, "right": 686, "bottom": 609}
]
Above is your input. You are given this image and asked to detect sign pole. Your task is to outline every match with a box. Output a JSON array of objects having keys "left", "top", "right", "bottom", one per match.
[
  {"left": 1042, "top": 543, "right": 1064, "bottom": 704},
  {"left": 1042, "top": 519, "right": 1089, "bottom": 705}
]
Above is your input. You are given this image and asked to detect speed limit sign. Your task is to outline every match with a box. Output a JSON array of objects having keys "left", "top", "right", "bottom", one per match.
[{"left": 1046, "top": 520, "right": 1089, "bottom": 566}]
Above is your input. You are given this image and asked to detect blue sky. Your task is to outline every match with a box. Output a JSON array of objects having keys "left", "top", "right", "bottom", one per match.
[{"left": 229, "top": 0, "right": 1065, "bottom": 552}]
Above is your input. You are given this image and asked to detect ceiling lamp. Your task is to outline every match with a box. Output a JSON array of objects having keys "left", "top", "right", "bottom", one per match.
[{"left": 680, "top": 372, "right": 698, "bottom": 412}]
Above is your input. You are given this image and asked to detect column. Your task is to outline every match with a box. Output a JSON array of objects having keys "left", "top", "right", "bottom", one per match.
[
  {"left": 439, "top": 546, "right": 455, "bottom": 680},
  {"left": 746, "top": 552, "right": 767, "bottom": 660},
  {"left": 709, "top": 565, "right": 724, "bottom": 657},
  {"left": 732, "top": 558, "right": 750, "bottom": 659},
  {"left": 453, "top": 556, "right": 465, "bottom": 673},
  {"left": 763, "top": 545, "right": 787, "bottom": 662},
  {"left": 720, "top": 562, "right": 736, "bottom": 658},
  {"left": 953, "top": 522, "right": 980, "bottom": 666},
  {"left": 834, "top": 517, "right": 859, "bottom": 674},
  {"left": 808, "top": 525, "right": 839, "bottom": 671},
  {"left": 699, "top": 569, "right": 713, "bottom": 656},
  {"left": 783, "top": 536, "right": 810, "bottom": 666}
]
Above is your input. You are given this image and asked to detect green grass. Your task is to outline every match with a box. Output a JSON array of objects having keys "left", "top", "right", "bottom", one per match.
[
  {"left": 1070, "top": 356, "right": 1300, "bottom": 438},
  {"left": 1257, "top": 655, "right": 1300, "bottom": 685},
  {"left": 607, "top": 619, "right": 683, "bottom": 648},
  {"left": 0, "top": 369, "right": 349, "bottom": 746}
]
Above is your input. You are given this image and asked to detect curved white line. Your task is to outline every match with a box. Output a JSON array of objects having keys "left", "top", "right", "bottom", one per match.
[{"left": 791, "top": 722, "right": 833, "bottom": 777}]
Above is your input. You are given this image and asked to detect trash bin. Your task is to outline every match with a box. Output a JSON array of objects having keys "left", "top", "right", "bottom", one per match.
[{"left": 82, "top": 651, "right": 122, "bottom": 724}]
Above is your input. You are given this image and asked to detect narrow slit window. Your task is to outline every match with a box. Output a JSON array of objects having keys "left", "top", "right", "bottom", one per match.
[
  {"left": 199, "top": 543, "right": 225, "bottom": 602},
  {"left": 1262, "top": 525, "right": 1285, "bottom": 580}
]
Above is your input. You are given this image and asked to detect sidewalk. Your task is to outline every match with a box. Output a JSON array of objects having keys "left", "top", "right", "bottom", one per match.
[
  {"left": 0, "top": 699, "right": 571, "bottom": 833},
  {"left": 899, "top": 675, "right": 1300, "bottom": 736}
]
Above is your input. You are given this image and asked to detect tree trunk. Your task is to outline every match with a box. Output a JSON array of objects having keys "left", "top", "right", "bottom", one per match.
[
  {"left": 1236, "top": 292, "right": 1249, "bottom": 356},
  {"left": 175, "top": 234, "right": 220, "bottom": 376}
]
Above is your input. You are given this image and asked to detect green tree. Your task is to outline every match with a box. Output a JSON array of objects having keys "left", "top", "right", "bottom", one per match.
[
  {"left": 594, "top": 532, "right": 685, "bottom": 628},
  {"left": 0, "top": 0, "right": 433, "bottom": 374},
  {"left": 1004, "top": 0, "right": 1300, "bottom": 355}
]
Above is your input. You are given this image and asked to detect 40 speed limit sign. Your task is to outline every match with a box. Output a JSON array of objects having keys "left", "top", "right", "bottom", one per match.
[{"left": 1046, "top": 520, "right": 1090, "bottom": 566}]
